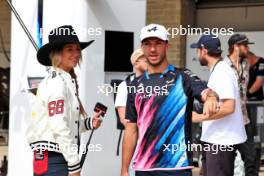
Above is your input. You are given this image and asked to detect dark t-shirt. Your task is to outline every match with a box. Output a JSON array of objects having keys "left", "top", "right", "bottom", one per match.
[
  {"left": 125, "top": 65, "right": 207, "bottom": 171},
  {"left": 247, "top": 58, "right": 264, "bottom": 100}
]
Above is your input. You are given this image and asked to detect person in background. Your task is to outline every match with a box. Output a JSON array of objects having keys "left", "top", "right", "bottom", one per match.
[
  {"left": 191, "top": 34, "right": 247, "bottom": 176},
  {"left": 115, "top": 48, "right": 148, "bottom": 126},
  {"left": 247, "top": 51, "right": 264, "bottom": 100},
  {"left": 224, "top": 34, "right": 258, "bottom": 176},
  {"left": 246, "top": 51, "right": 264, "bottom": 172},
  {"left": 26, "top": 25, "right": 103, "bottom": 176}
]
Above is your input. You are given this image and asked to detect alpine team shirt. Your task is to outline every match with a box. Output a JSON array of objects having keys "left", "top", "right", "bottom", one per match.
[{"left": 125, "top": 65, "right": 208, "bottom": 171}]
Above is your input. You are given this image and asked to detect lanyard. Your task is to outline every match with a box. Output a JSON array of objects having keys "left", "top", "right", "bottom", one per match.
[
  {"left": 209, "top": 59, "right": 221, "bottom": 77},
  {"left": 227, "top": 57, "right": 245, "bottom": 96},
  {"left": 228, "top": 57, "right": 244, "bottom": 82}
]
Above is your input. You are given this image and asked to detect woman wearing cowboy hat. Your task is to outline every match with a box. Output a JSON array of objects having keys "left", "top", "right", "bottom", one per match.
[{"left": 26, "top": 25, "right": 102, "bottom": 176}]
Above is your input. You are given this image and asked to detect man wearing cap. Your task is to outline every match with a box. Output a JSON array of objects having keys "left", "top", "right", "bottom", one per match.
[
  {"left": 191, "top": 35, "right": 247, "bottom": 176},
  {"left": 115, "top": 48, "right": 148, "bottom": 126},
  {"left": 121, "top": 24, "right": 219, "bottom": 176},
  {"left": 224, "top": 34, "right": 258, "bottom": 176}
]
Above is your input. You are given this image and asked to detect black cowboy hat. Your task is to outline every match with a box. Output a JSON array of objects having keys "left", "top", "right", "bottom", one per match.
[{"left": 37, "top": 25, "right": 94, "bottom": 66}]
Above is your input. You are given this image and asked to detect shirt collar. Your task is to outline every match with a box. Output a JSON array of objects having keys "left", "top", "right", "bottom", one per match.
[
  {"left": 49, "top": 67, "right": 72, "bottom": 80},
  {"left": 144, "top": 64, "right": 175, "bottom": 79},
  {"left": 224, "top": 56, "right": 233, "bottom": 67}
]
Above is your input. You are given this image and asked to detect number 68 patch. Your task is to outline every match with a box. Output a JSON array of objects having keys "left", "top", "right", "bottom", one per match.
[{"left": 48, "top": 100, "right": 64, "bottom": 117}]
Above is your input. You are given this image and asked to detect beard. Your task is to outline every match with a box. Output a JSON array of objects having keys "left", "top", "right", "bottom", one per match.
[
  {"left": 147, "top": 54, "right": 166, "bottom": 67},
  {"left": 238, "top": 47, "right": 248, "bottom": 59},
  {"left": 239, "top": 52, "right": 247, "bottom": 59},
  {"left": 199, "top": 57, "right": 208, "bottom": 66}
]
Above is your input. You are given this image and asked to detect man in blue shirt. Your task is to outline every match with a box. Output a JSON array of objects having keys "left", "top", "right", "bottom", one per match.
[{"left": 121, "top": 24, "right": 219, "bottom": 176}]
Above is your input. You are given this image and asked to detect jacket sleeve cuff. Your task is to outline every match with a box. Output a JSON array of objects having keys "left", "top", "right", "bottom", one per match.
[
  {"left": 84, "top": 117, "right": 93, "bottom": 130},
  {"left": 68, "top": 161, "right": 81, "bottom": 174}
]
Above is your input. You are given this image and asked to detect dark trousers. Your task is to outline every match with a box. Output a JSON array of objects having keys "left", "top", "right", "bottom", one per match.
[
  {"left": 34, "top": 152, "right": 68, "bottom": 176},
  {"left": 237, "top": 124, "right": 258, "bottom": 176},
  {"left": 202, "top": 142, "right": 236, "bottom": 176},
  {"left": 135, "top": 170, "right": 192, "bottom": 176},
  {"left": 247, "top": 103, "right": 262, "bottom": 173}
]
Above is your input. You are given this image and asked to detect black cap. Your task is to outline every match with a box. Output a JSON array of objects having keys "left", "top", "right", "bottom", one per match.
[
  {"left": 190, "top": 35, "right": 222, "bottom": 53},
  {"left": 228, "top": 34, "right": 254, "bottom": 47}
]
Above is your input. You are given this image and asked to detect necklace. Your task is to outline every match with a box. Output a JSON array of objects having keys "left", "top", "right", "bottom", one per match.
[
  {"left": 210, "top": 59, "right": 221, "bottom": 77},
  {"left": 228, "top": 57, "right": 244, "bottom": 82}
]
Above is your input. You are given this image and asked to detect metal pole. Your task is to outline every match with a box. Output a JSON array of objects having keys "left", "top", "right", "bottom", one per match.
[
  {"left": 246, "top": 101, "right": 264, "bottom": 105},
  {"left": 4, "top": 0, "right": 39, "bottom": 51}
]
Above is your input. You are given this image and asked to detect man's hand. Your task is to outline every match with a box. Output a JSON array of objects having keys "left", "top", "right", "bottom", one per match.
[
  {"left": 192, "top": 111, "right": 209, "bottom": 123},
  {"left": 69, "top": 171, "right": 80, "bottom": 176},
  {"left": 192, "top": 111, "right": 202, "bottom": 123},
  {"left": 203, "top": 91, "right": 220, "bottom": 116},
  {"left": 194, "top": 99, "right": 235, "bottom": 122},
  {"left": 92, "top": 111, "right": 103, "bottom": 129}
]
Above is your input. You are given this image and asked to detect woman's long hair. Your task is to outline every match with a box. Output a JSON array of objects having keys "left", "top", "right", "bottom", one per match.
[{"left": 49, "top": 46, "right": 87, "bottom": 116}]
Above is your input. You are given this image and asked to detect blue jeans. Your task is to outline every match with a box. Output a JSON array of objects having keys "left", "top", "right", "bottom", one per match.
[{"left": 34, "top": 152, "right": 68, "bottom": 176}]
